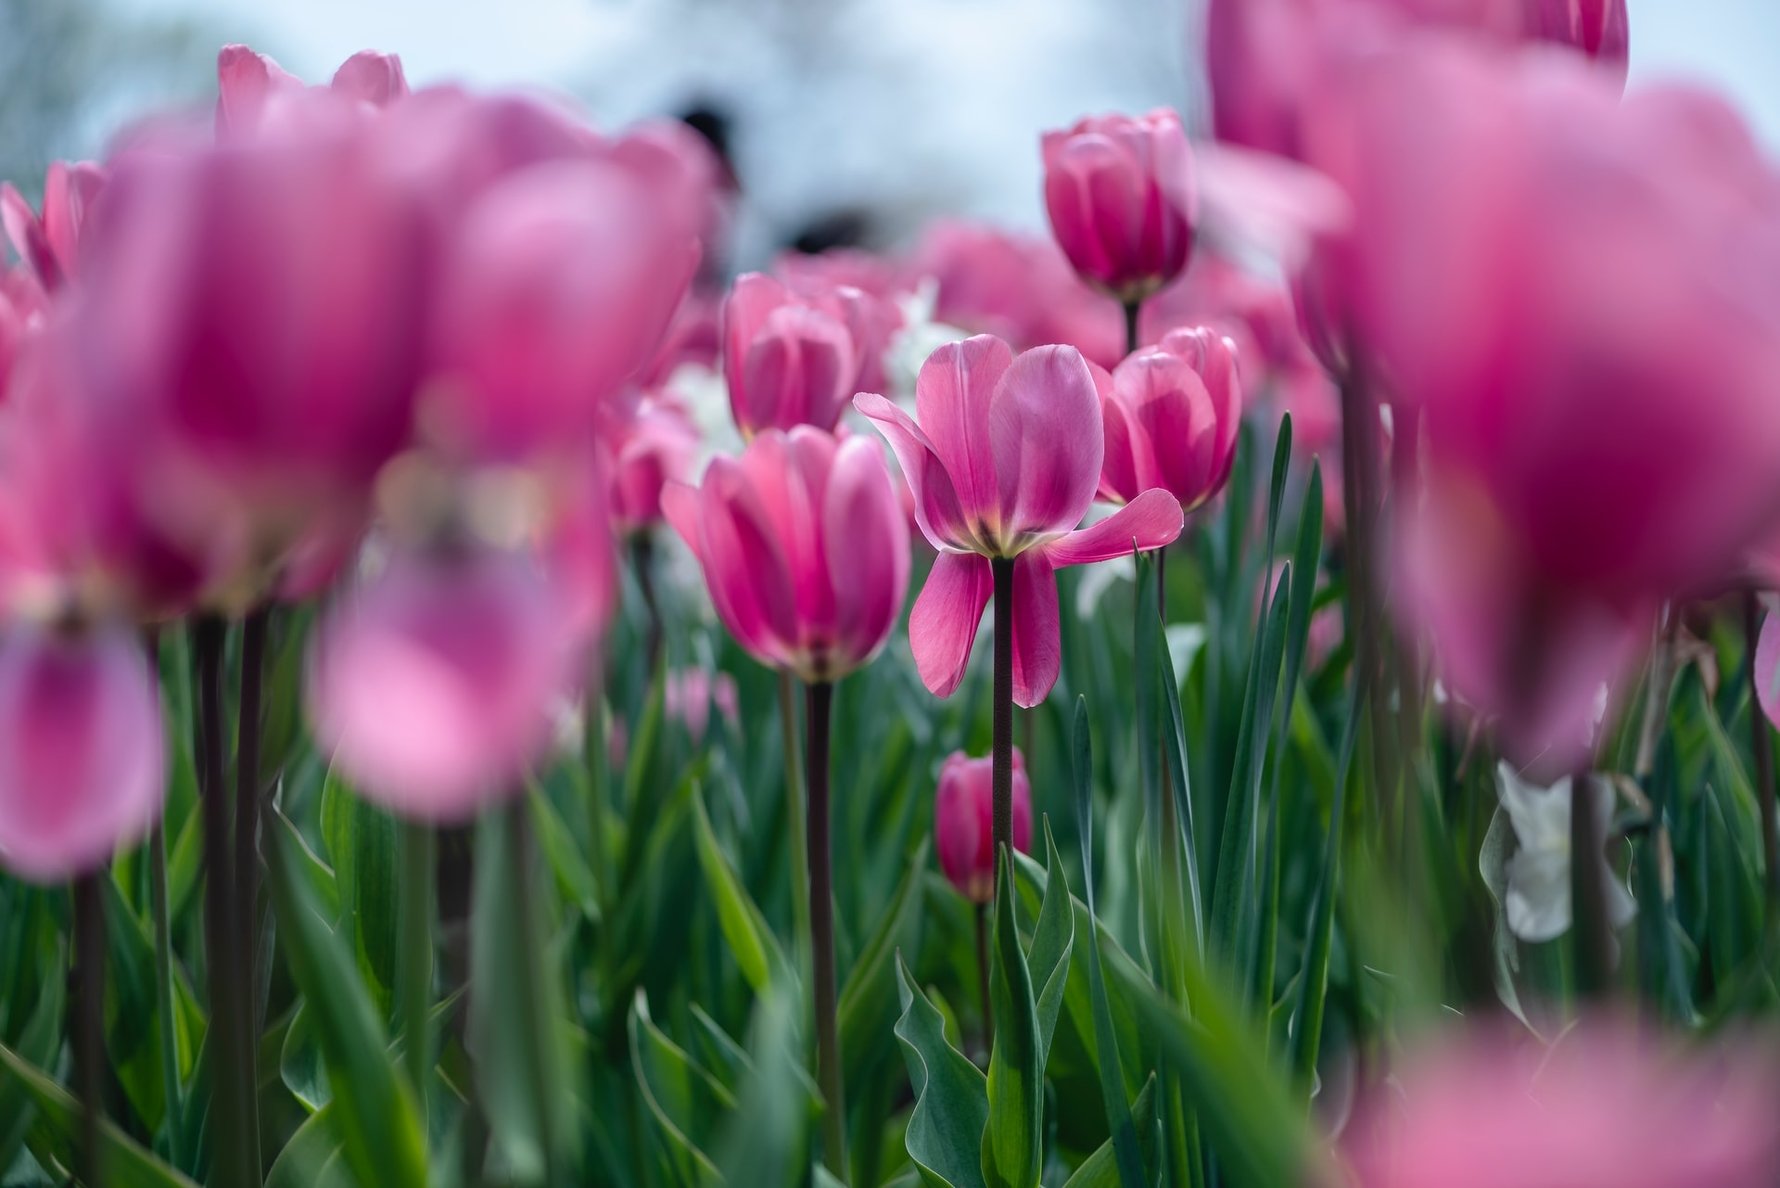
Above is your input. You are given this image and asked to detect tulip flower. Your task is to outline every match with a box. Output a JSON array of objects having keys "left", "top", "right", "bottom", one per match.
[
  {"left": 1346, "top": 1021, "right": 1780, "bottom": 1188},
  {"left": 935, "top": 749, "right": 1033, "bottom": 904},
  {"left": 0, "top": 622, "right": 166, "bottom": 883},
  {"left": 612, "top": 398, "right": 700, "bottom": 534},
  {"left": 721, "top": 272, "right": 858, "bottom": 436},
  {"left": 1042, "top": 110, "right": 1197, "bottom": 322},
  {"left": 1524, "top": 0, "right": 1629, "bottom": 84},
  {"left": 216, "top": 44, "right": 409, "bottom": 136},
  {"left": 1099, "top": 327, "right": 1243, "bottom": 513},
  {"left": 1, "top": 160, "right": 106, "bottom": 293},
  {"left": 663, "top": 668, "right": 740, "bottom": 744}
]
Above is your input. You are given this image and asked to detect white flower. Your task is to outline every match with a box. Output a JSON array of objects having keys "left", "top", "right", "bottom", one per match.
[{"left": 1494, "top": 762, "right": 1636, "bottom": 943}]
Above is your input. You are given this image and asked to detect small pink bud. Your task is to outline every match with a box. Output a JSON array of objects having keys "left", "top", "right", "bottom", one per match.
[
  {"left": 934, "top": 750, "right": 1033, "bottom": 903},
  {"left": 1099, "top": 326, "right": 1243, "bottom": 512},
  {"left": 721, "top": 273, "right": 857, "bottom": 436}
]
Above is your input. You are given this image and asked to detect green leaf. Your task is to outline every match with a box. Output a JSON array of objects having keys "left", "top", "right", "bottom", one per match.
[
  {"left": 1058, "top": 1076, "right": 1159, "bottom": 1188},
  {"left": 265, "top": 809, "right": 427, "bottom": 1188},
  {"left": 713, "top": 991, "right": 811, "bottom": 1188},
  {"left": 320, "top": 769, "right": 400, "bottom": 1020},
  {"left": 1291, "top": 692, "right": 1360, "bottom": 1093},
  {"left": 279, "top": 1002, "right": 330, "bottom": 1112},
  {"left": 981, "top": 856, "right": 1043, "bottom": 1188},
  {"left": 0, "top": 940, "right": 63, "bottom": 1175},
  {"left": 628, "top": 991, "right": 729, "bottom": 1185},
  {"left": 838, "top": 840, "right": 931, "bottom": 1069},
  {"left": 691, "top": 785, "right": 783, "bottom": 994},
  {"left": 893, "top": 956, "right": 988, "bottom": 1188},
  {"left": 0, "top": 1040, "right": 200, "bottom": 1188},
  {"left": 265, "top": 1104, "right": 355, "bottom": 1188},
  {"left": 529, "top": 786, "right": 601, "bottom": 922},
  {"left": 1030, "top": 823, "right": 1075, "bottom": 1066}
]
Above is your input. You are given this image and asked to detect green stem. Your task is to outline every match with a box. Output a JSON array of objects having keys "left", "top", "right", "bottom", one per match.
[
  {"left": 1570, "top": 767, "right": 1612, "bottom": 1000},
  {"left": 398, "top": 820, "right": 436, "bottom": 1122},
  {"left": 991, "top": 557, "right": 1016, "bottom": 859},
  {"left": 149, "top": 823, "right": 182, "bottom": 1169},
  {"left": 778, "top": 670, "right": 813, "bottom": 992},
  {"left": 1744, "top": 592, "right": 1780, "bottom": 916},
  {"left": 73, "top": 870, "right": 106, "bottom": 1188},
  {"left": 804, "top": 680, "right": 848, "bottom": 1182}
]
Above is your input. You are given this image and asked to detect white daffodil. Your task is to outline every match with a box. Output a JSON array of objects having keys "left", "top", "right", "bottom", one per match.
[{"left": 1494, "top": 762, "right": 1636, "bottom": 943}]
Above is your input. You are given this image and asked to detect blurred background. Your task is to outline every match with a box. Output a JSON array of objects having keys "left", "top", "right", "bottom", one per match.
[{"left": 5, "top": 0, "right": 1777, "bottom": 269}]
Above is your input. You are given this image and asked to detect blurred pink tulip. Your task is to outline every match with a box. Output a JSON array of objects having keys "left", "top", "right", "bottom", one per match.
[
  {"left": 612, "top": 399, "right": 700, "bottom": 533},
  {"left": 721, "top": 272, "right": 858, "bottom": 436},
  {"left": 663, "top": 427, "right": 908, "bottom": 683},
  {"left": 1346, "top": 1020, "right": 1780, "bottom": 1188},
  {"left": 306, "top": 544, "right": 580, "bottom": 821},
  {"left": 1, "top": 160, "right": 106, "bottom": 293},
  {"left": 664, "top": 668, "right": 740, "bottom": 743},
  {"left": 855, "top": 336, "right": 1183, "bottom": 706},
  {"left": 1524, "top": 0, "right": 1629, "bottom": 83},
  {"left": 215, "top": 44, "right": 408, "bottom": 136},
  {"left": 1099, "top": 327, "right": 1243, "bottom": 512},
  {"left": 935, "top": 749, "right": 1033, "bottom": 903},
  {"left": 1043, "top": 110, "right": 1197, "bottom": 303},
  {"left": 0, "top": 623, "right": 165, "bottom": 883}
]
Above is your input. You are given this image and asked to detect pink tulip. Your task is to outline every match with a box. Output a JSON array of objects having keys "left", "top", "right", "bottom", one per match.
[
  {"left": 1523, "top": 0, "right": 1629, "bottom": 83},
  {"left": 1042, "top": 110, "right": 1197, "bottom": 304},
  {"left": 1345, "top": 1020, "right": 1780, "bottom": 1188},
  {"left": 306, "top": 544, "right": 580, "bottom": 821},
  {"left": 935, "top": 749, "right": 1033, "bottom": 903},
  {"left": 1, "top": 160, "right": 106, "bottom": 293},
  {"left": 664, "top": 668, "right": 740, "bottom": 743},
  {"left": 0, "top": 623, "right": 165, "bottom": 883},
  {"left": 662, "top": 427, "right": 909, "bottom": 684},
  {"left": 1099, "top": 327, "right": 1243, "bottom": 512},
  {"left": 216, "top": 44, "right": 408, "bottom": 136},
  {"left": 721, "top": 272, "right": 858, "bottom": 436},
  {"left": 612, "top": 398, "right": 700, "bottom": 533},
  {"left": 855, "top": 335, "right": 1184, "bottom": 706}
]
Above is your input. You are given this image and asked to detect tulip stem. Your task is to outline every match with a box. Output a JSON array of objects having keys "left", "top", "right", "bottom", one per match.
[
  {"left": 72, "top": 870, "right": 106, "bottom": 1188},
  {"left": 1122, "top": 300, "right": 1142, "bottom": 357},
  {"left": 233, "top": 607, "right": 268, "bottom": 1181},
  {"left": 805, "top": 680, "right": 848, "bottom": 1181},
  {"left": 194, "top": 616, "right": 253, "bottom": 1188},
  {"left": 398, "top": 820, "right": 436, "bottom": 1121},
  {"left": 777, "top": 670, "right": 814, "bottom": 1001},
  {"left": 149, "top": 822, "right": 183, "bottom": 1170},
  {"left": 632, "top": 532, "right": 664, "bottom": 679},
  {"left": 992, "top": 557, "right": 1016, "bottom": 861},
  {"left": 1743, "top": 592, "right": 1780, "bottom": 914},
  {"left": 974, "top": 902, "right": 992, "bottom": 1050},
  {"left": 1570, "top": 767, "right": 1613, "bottom": 1000}
]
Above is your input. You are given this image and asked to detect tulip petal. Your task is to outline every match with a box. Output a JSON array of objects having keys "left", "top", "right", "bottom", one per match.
[
  {"left": 330, "top": 50, "right": 409, "bottom": 107},
  {"left": 1046, "top": 488, "right": 1183, "bottom": 567},
  {"left": 661, "top": 480, "right": 703, "bottom": 563},
  {"left": 916, "top": 335, "right": 1012, "bottom": 523},
  {"left": 908, "top": 551, "right": 993, "bottom": 699},
  {"left": 989, "top": 345, "right": 1104, "bottom": 542},
  {"left": 702, "top": 458, "right": 798, "bottom": 665},
  {"left": 854, "top": 391, "right": 974, "bottom": 551},
  {"left": 824, "top": 436, "right": 910, "bottom": 673},
  {"left": 1011, "top": 549, "right": 1061, "bottom": 708},
  {"left": 1757, "top": 611, "right": 1780, "bottom": 731}
]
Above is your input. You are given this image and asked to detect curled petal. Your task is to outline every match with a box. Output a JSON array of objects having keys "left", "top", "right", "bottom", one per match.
[
  {"left": 908, "top": 551, "right": 993, "bottom": 699},
  {"left": 1046, "top": 488, "right": 1184, "bottom": 567},
  {"left": 1011, "top": 549, "right": 1062, "bottom": 708},
  {"left": 330, "top": 50, "right": 409, "bottom": 107},
  {"left": 854, "top": 392, "right": 973, "bottom": 551}
]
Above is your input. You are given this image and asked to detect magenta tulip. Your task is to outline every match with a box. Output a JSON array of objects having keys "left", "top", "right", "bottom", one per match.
[
  {"left": 663, "top": 426, "right": 909, "bottom": 683},
  {"left": 0, "top": 623, "right": 165, "bottom": 883},
  {"left": 306, "top": 543, "right": 579, "bottom": 821},
  {"left": 935, "top": 749, "right": 1033, "bottom": 903},
  {"left": 721, "top": 272, "right": 857, "bottom": 436},
  {"left": 612, "top": 398, "right": 700, "bottom": 533},
  {"left": 1099, "top": 327, "right": 1243, "bottom": 512},
  {"left": 1042, "top": 110, "right": 1197, "bottom": 304},
  {"left": 664, "top": 668, "right": 740, "bottom": 744},
  {"left": 1, "top": 160, "right": 106, "bottom": 293},
  {"left": 855, "top": 335, "right": 1183, "bottom": 706}
]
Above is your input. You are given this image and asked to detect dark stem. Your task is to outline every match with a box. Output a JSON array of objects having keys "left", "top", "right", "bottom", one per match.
[
  {"left": 991, "top": 557, "right": 1016, "bottom": 860},
  {"left": 1570, "top": 767, "right": 1613, "bottom": 999},
  {"left": 233, "top": 607, "right": 268, "bottom": 1179},
  {"left": 1122, "top": 299, "right": 1142, "bottom": 357},
  {"left": 194, "top": 616, "right": 251, "bottom": 1188},
  {"left": 973, "top": 902, "right": 992, "bottom": 1050},
  {"left": 804, "top": 680, "right": 848, "bottom": 1181},
  {"left": 631, "top": 532, "right": 664, "bottom": 679},
  {"left": 1744, "top": 592, "right": 1780, "bottom": 913},
  {"left": 73, "top": 871, "right": 105, "bottom": 1188}
]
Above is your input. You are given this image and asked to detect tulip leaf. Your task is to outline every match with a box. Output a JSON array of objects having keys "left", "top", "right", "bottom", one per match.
[
  {"left": 265, "top": 809, "right": 428, "bottom": 1188},
  {"left": 691, "top": 785, "right": 782, "bottom": 994},
  {"left": 265, "top": 1103, "right": 354, "bottom": 1188},
  {"left": 529, "top": 784, "right": 601, "bottom": 922},
  {"left": 1058, "top": 1076, "right": 1159, "bottom": 1188},
  {"left": 279, "top": 1001, "right": 330, "bottom": 1112},
  {"left": 628, "top": 991, "right": 729, "bottom": 1186},
  {"left": 0, "top": 935, "right": 63, "bottom": 1176},
  {"left": 320, "top": 768, "right": 400, "bottom": 1021},
  {"left": 893, "top": 955, "right": 988, "bottom": 1188},
  {"left": 1031, "top": 821, "right": 1075, "bottom": 1065},
  {"left": 981, "top": 856, "right": 1043, "bottom": 1188},
  {"left": 838, "top": 838, "right": 930, "bottom": 1069},
  {"left": 713, "top": 991, "right": 811, "bottom": 1188},
  {"left": 1291, "top": 691, "right": 1360, "bottom": 1094}
]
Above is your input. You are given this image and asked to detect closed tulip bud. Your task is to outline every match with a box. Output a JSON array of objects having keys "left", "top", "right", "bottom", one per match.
[
  {"left": 721, "top": 273, "right": 857, "bottom": 435},
  {"left": 1099, "top": 326, "right": 1243, "bottom": 512},
  {"left": 663, "top": 426, "right": 909, "bottom": 684},
  {"left": 1043, "top": 110, "right": 1197, "bottom": 304},
  {"left": 934, "top": 750, "right": 1032, "bottom": 903}
]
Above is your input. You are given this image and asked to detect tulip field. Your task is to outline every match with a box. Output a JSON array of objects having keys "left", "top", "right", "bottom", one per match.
[{"left": 8, "top": 3, "right": 1780, "bottom": 1186}]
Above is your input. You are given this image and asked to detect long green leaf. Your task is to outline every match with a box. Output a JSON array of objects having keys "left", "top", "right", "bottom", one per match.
[
  {"left": 981, "top": 857, "right": 1043, "bottom": 1188},
  {"left": 320, "top": 770, "right": 400, "bottom": 1021},
  {"left": 1058, "top": 1077, "right": 1159, "bottom": 1188},
  {"left": 691, "top": 787, "right": 783, "bottom": 994},
  {"left": 629, "top": 991, "right": 729, "bottom": 1185},
  {"left": 893, "top": 956, "right": 988, "bottom": 1188},
  {"left": 1030, "top": 822, "right": 1075, "bottom": 1065}
]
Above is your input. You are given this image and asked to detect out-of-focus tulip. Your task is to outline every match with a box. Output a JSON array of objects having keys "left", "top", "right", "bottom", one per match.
[
  {"left": 662, "top": 427, "right": 909, "bottom": 684},
  {"left": 664, "top": 668, "right": 739, "bottom": 743},
  {"left": 612, "top": 398, "right": 700, "bottom": 533},
  {"left": 1, "top": 160, "right": 106, "bottom": 293},
  {"left": 0, "top": 623, "right": 165, "bottom": 883},
  {"left": 721, "top": 272, "right": 858, "bottom": 436},
  {"left": 855, "top": 336, "right": 1183, "bottom": 706},
  {"left": 425, "top": 157, "right": 699, "bottom": 462},
  {"left": 306, "top": 544, "right": 579, "bottom": 821},
  {"left": 1099, "top": 327, "right": 1242, "bottom": 512},
  {"left": 1345, "top": 1021, "right": 1780, "bottom": 1188},
  {"left": 215, "top": 44, "right": 408, "bottom": 136},
  {"left": 1524, "top": 0, "right": 1629, "bottom": 83},
  {"left": 1042, "top": 110, "right": 1197, "bottom": 304},
  {"left": 935, "top": 749, "right": 1033, "bottom": 902}
]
